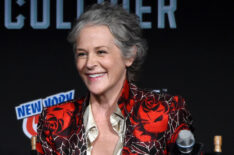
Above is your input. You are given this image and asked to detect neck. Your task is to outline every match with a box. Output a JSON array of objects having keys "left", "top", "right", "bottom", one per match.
[{"left": 89, "top": 76, "right": 126, "bottom": 115}]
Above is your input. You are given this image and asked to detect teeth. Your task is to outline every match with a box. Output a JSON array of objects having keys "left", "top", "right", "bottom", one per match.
[{"left": 88, "top": 73, "right": 105, "bottom": 78}]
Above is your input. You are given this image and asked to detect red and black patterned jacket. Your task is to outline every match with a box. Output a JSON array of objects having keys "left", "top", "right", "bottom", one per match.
[{"left": 36, "top": 80, "right": 193, "bottom": 155}]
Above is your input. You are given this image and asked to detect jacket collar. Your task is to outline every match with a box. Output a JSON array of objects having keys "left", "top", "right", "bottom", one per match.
[
  {"left": 80, "top": 79, "right": 135, "bottom": 119},
  {"left": 117, "top": 79, "right": 135, "bottom": 117}
]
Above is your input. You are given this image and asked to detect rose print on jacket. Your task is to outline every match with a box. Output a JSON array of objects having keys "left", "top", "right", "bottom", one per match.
[
  {"left": 43, "top": 104, "right": 76, "bottom": 136},
  {"left": 131, "top": 93, "right": 169, "bottom": 142}
]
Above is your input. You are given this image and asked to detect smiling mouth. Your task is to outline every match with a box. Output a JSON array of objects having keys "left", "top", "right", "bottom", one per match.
[{"left": 87, "top": 73, "right": 106, "bottom": 78}]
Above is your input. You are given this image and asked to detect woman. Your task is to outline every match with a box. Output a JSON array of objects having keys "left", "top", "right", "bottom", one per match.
[{"left": 36, "top": 2, "right": 193, "bottom": 155}]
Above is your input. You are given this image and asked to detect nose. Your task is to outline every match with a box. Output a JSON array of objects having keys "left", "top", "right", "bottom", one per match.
[{"left": 86, "top": 53, "right": 97, "bottom": 70}]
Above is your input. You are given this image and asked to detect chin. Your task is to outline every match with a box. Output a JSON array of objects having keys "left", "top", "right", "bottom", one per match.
[{"left": 87, "top": 85, "right": 105, "bottom": 95}]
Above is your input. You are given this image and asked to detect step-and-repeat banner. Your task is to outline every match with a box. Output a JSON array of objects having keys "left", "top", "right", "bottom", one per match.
[{"left": 2, "top": 0, "right": 233, "bottom": 154}]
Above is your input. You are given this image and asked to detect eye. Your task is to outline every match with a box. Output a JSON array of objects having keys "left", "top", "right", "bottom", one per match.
[
  {"left": 97, "top": 50, "right": 107, "bottom": 55},
  {"left": 76, "top": 52, "right": 87, "bottom": 58}
]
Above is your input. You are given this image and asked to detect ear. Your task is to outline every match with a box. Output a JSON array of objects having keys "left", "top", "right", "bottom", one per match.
[{"left": 125, "top": 46, "right": 137, "bottom": 67}]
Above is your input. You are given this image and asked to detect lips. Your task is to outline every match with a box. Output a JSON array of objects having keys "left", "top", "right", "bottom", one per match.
[
  {"left": 87, "top": 73, "right": 105, "bottom": 78},
  {"left": 85, "top": 73, "right": 106, "bottom": 80}
]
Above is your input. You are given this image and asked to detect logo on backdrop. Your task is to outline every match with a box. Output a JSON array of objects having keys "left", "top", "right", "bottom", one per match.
[
  {"left": 4, "top": 0, "right": 177, "bottom": 29},
  {"left": 15, "top": 90, "right": 75, "bottom": 138}
]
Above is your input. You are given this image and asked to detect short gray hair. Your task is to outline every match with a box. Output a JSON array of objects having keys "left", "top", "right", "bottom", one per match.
[{"left": 68, "top": 2, "right": 147, "bottom": 82}]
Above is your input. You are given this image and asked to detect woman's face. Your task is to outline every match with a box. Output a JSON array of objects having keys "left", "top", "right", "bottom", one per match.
[{"left": 76, "top": 25, "right": 134, "bottom": 96}]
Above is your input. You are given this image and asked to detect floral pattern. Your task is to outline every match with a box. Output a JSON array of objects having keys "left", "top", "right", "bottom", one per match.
[{"left": 37, "top": 80, "right": 192, "bottom": 154}]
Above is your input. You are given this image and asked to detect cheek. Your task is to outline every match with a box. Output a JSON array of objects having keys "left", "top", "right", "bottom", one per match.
[
  {"left": 76, "top": 60, "right": 84, "bottom": 73},
  {"left": 99, "top": 58, "right": 116, "bottom": 71},
  {"left": 108, "top": 56, "right": 127, "bottom": 71}
]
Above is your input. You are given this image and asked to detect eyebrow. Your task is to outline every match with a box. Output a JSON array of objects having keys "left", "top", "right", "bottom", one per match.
[
  {"left": 76, "top": 48, "right": 87, "bottom": 52},
  {"left": 94, "top": 46, "right": 108, "bottom": 50},
  {"left": 76, "top": 46, "right": 109, "bottom": 51}
]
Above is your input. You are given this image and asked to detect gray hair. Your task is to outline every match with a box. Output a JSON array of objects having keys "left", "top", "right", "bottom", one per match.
[{"left": 68, "top": 2, "right": 147, "bottom": 82}]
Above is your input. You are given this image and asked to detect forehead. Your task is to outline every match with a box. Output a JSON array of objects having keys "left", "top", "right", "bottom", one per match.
[{"left": 76, "top": 25, "right": 116, "bottom": 46}]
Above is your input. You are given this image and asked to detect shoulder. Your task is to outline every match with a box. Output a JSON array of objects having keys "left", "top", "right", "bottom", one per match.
[
  {"left": 130, "top": 83, "right": 186, "bottom": 111},
  {"left": 37, "top": 97, "right": 86, "bottom": 135},
  {"left": 42, "top": 97, "right": 85, "bottom": 115}
]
